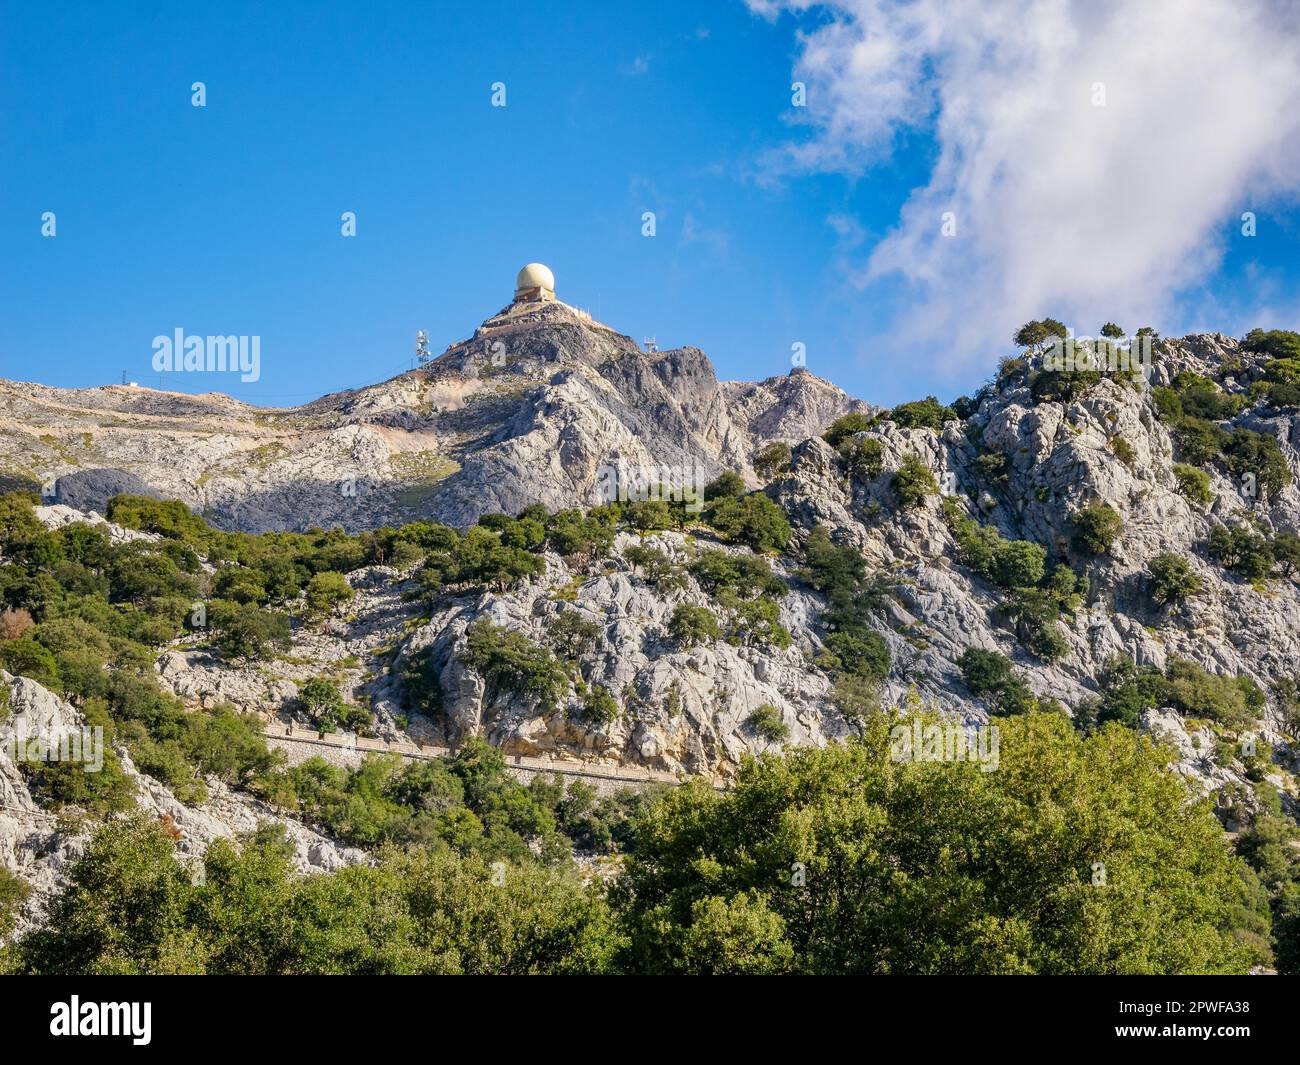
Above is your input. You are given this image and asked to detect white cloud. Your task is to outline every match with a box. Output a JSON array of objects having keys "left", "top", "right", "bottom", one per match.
[{"left": 753, "top": 0, "right": 1300, "bottom": 375}]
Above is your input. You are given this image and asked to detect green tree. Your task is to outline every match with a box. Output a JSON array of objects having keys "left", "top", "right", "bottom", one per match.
[
  {"left": 304, "top": 571, "right": 355, "bottom": 615},
  {"left": 891, "top": 456, "right": 937, "bottom": 509},
  {"left": 668, "top": 604, "right": 722, "bottom": 648},
  {"left": 1147, "top": 552, "right": 1202, "bottom": 605},
  {"left": 1071, "top": 503, "right": 1124, "bottom": 555},
  {"left": 614, "top": 715, "right": 1254, "bottom": 974}
]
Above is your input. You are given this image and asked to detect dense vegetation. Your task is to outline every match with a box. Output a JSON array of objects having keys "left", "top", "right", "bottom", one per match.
[{"left": 7, "top": 712, "right": 1283, "bottom": 975}]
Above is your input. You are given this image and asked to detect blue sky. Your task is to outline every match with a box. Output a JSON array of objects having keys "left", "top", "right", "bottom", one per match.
[{"left": 3, "top": 0, "right": 1299, "bottom": 407}]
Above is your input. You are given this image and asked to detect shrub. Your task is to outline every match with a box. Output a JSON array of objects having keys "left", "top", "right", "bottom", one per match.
[
  {"left": 823, "top": 630, "right": 890, "bottom": 681},
  {"left": 210, "top": 602, "right": 292, "bottom": 661},
  {"left": 1175, "top": 418, "right": 1228, "bottom": 466},
  {"left": 1173, "top": 464, "right": 1214, "bottom": 507},
  {"left": 0, "top": 607, "right": 34, "bottom": 641},
  {"left": 304, "top": 571, "right": 355, "bottom": 615},
  {"left": 887, "top": 397, "right": 957, "bottom": 431},
  {"left": 745, "top": 704, "right": 789, "bottom": 743},
  {"left": 753, "top": 442, "right": 792, "bottom": 481},
  {"left": 703, "top": 472, "right": 746, "bottom": 501},
  {"left": 823, "top": 413, "right": 874, "bottom": 448},
  {"left": 838, "top": 436, "right": 884, "bottom": 481},
  {"left": 623, "top": 545, "right": 687, "bottom": 591},
  {"left": 1242, "top": 328, "right": 1300, "bottom": 361},
  {"left": 667, "top": 604, "right": 721, "bottom": 649},
  {"left": 544, "top": 612, "right": 601, "bottom": 661},
  {"left": 891, "top": 456, "right": 937, "bottom": 509},
  {"left": 704, "top": 493, "right": 791, "bottom": 552},
  {"left": 1222, "top": 428, "right": 1291, "bottom": 502},
  {"left": 1147, "top": 553, "right": 1202, "bottom": 605},
  {"left": 1207, "top": 524, "right": 1273, "bottom": 581},
  {"left": 576, "top": 684, "right": 620, "bottom": 727},
  {"left": 298, "top": 676, "right": 368, "bottom": 733},
  {"left": 1070, "top": 503, "right": 1123, "bottom": 555},
  {"left": 957, "top": 647, "right": 1041, "bottom": 714},
  {"left": 1109, "top": 436, "right": 1137, "bottom": 469},
  {"left": 460, "top": 620, "right": 569, "bottom": 712}
]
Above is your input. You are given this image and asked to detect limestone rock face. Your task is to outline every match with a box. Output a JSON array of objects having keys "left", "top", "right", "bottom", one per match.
[{"left": 0, "top": 302, "right": 864, "bottom": 533}]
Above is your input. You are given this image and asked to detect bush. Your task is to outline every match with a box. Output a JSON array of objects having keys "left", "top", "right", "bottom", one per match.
[
  {"left": 745, "top": 704, "right": 789, "bottom": 743},
  {"left": 623, "top": 545, "right": 687, "bottom": 591},
  {"left": 667, "top": 604, "right": 721, "bottom": 649},
  {"left": 886, "top": 397, "right": 958, "bottom": 431},
  {"left": 891, "top": 456, "right": 937, "bottom": 509},
  {"left": 299, "top": 676, "right": 366, "bottom": 733},
  {"left": 576, "top": 685, "right": 620, "bottom": 727},
  {"left": 210, "top": 602, "right": 292, "bottom": 661},
  {"left": 838, "top": 436, "right": 884, "bottom": 481},
  {"left": 460, "top": 620, "right": 568, "bottom": 712},
  {"left": 822, "top": 630, "right": 891, "bottom": 681},
  {"left": 1110, "top": 436, "right": 1137, "bottom": 469},
  {"left": 823, "top": 413, "right": 874, "bottom": 448},
  {"left": 1173, "top": 464, "right": 1214, "bottom": 507},
  {"left": 1147, "top": 552, "right": 1202, "bottom": 605},
  {"left": 753, "top": 442, "right": 792, "bottom": 481},
  {"left": 1175, "top": 418, "right": 1228, "bottom": 466},
  {"left": 957, "top": 647, "right": 1040, "bottom": 714},
  {"left": 544, "top": 612, "right": 601, "bottom": 661},
  {"left": 1207, "top": 524, "right": 1273, "bottom": 581},
  {"left": 1070, "top": 503, "right": 1123, "bottom": 555},
  {"left": 304, "top": 571, "right": 355, "bottom": 615},
  {"left": 703, "top": 493, "right": 791, "bottom": 553}
]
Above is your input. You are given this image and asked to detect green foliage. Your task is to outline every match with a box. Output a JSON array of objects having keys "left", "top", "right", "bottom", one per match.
[
  {"left": 209, "top": 601, "right": 292, "bottom": 661},
  {"left": 1147, "top": 552, "right": 1202, "bottom": 605},
  {"left": 703, "top": 471, "right": 746, "bottom": 501},
  {"left": 1242, "top": 328, "right": 1300, "bottom": 361},
  {"left": 615, "top": 715, "right": 1255, "bottom": 973},
  {"left": 304, "top": 571, "right": 355, "bottom": 615},
  {"left": 1222, "top": 428, "right": 1291, "bottom": 502},
  {"left": 299, "top": 676, "right": 369, "bottom": 733},
  {"left": 1013, "top": 318, "right": 1069, "bottom": 350},
  {"left": 1030, "top": 369, "right": 1101, "bottom": 404},
  {"left": 622, "top": 545, "right": 687, "bottom": 591},
  {"left": 822, "top": 413, "right": 874, "bottom": 448},
  {"left": 703, "top": 492, "right": 791, "bottom": 552},
  {"left": 837, "top": 435, "right": 884, "bottom": 480},
  {"left": 957, "top": 648, "right": 1040, "bottom": 715},
  {"left": 576, "top": 684, "right": 620, "bottom": 727},
  {"left": 400, "top": 645, "right": 442, "bottom": 718},
  {"left": 1173, "top": 463, "right": 1214, "bottom": 507},
  {"left": 0, "top": 865, "right": 30, "bottom": 939},
  {"left": 745, "top": 703, "right": 789, "bottom": 743},
  {"left": 460, "top": 620, "right": 569, "bottom": 712},
  {"left": 1109, "top": 435, "right": 1137, "bottom": 469},
  {"left": 891, "top": 455, "right": 937, "bottom": 509},
  {"left": 1070, "top": 503, "right": 1123, "bottom": 555},
  {"left": 544, "top": 611, "right": 601, "bottom": 661},
  {"left": 886, "top": 396, "right": 958, "bottom": 430},
  {"left": 1175, "top": 418, "right": 1228, "bottom": 465},
  {"left": 1100, "top": 322, "right": 1125, "bottom": 339},
  {"left": 12, "top": 816, "right": 618, "bottom": 974},
  {"left": 753, "top": 442, "right": 792, "bottom": 481},
  {"left": 667, "top": 604, "right": 721, "bottom": 648},
  {"left": 799, "top": 526, "right": 892, "bottom": 682},
  {"left": 1207, "top": 523, "right": 1274, "bottom": 581},
  {"left": 1088, "top": 655, "right": 1263, "bottom": 732}
]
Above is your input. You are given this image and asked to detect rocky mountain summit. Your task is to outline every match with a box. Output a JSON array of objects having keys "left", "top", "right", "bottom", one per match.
[{"left": 0, "top": 298, "right": 867, "bottom": 533}]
